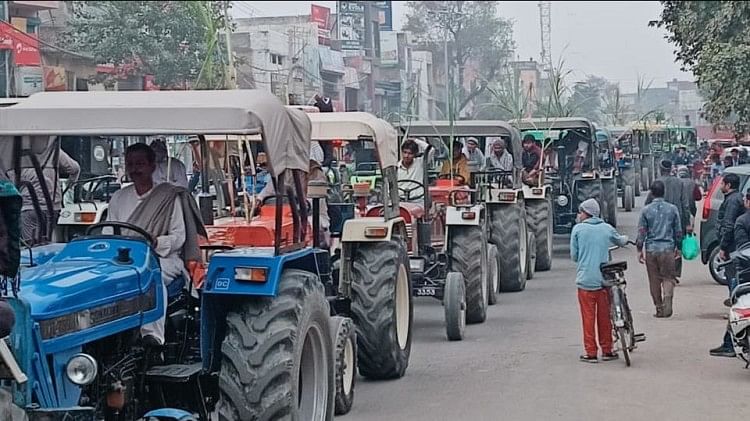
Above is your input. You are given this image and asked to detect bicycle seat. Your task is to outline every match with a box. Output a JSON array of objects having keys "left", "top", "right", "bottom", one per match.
[{"left": 601, "top": 260, "right": 627, "bottom": 273}]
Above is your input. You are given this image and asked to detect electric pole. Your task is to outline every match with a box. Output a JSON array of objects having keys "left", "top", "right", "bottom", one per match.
[
  {"left": 224, "top": 0, "right": 236, "bottom": 89},
  {"left": 539, "top": 1, "right": 552, "bottom": 75}
]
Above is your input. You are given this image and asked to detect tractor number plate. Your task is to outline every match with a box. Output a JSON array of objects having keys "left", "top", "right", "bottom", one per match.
[{"left": 415, "top": 286, "right": 437, "bottom": 296}]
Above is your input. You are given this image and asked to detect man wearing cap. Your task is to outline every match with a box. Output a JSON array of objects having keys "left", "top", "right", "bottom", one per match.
[
  {"left": 463, "top": 137, "right": 485, "bottom": 172},
  {"left": 571, "top": 198, "right": 629, "bottom": 363},
  {"left": 637, "top": 180, "right": 683, "bottom": 318},
  {"left": 645, "top": 159, "right": 691, "bottom": 278}
]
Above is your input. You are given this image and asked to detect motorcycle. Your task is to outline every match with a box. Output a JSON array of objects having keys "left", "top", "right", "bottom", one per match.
[{"left": 721, "top": 244, "right": 750, "bottom": 365}]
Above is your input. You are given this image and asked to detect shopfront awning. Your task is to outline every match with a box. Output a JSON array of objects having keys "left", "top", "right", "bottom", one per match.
[{"left": 319, "top": 46, "right": 345, "bottom": 75}]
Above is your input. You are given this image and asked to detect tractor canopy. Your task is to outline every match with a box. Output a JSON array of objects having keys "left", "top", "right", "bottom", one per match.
[
  {"left": 0, "top": 90, "right": 311, "bottom": 180},
  {"left": 511, "top": 117, "right": 599, "bottom": 171},
  {"left": 397, "top": 120, "right": 523, "bottom": 169}
]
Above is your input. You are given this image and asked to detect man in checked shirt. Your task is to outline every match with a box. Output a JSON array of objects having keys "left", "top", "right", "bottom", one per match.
[{"left": 637, "top": 180, "right": 683, "bottom": 318}]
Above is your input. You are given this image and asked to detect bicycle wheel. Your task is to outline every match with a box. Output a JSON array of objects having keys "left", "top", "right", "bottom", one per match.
[
  {"left": 622, "top": 292, "right": 636, "bottom": 351},
  {"left": 618, "top": 327, "right": 631, "bottom": 366}
]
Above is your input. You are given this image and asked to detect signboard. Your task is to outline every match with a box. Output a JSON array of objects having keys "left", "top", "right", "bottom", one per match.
[
  {"left": 338, "top": 1, "right": 365, "bottom": 51},
  {"left": 15, "top": 66, "right": 43, "bottom": 96},
  {"left": 373, "top": 1, "right": 393, "bottom": 31},
  {"left": 380, "top": 31, "right": 398, "bottom": 66},
  {"left": 0, "top": 21, "right": 40, "bottom": 66},
  {"left": 43, "top": 66, "right": 66, "bottom": 91},
  {"left": 311, "top": 4, "right": 331, "bottom": 45}
]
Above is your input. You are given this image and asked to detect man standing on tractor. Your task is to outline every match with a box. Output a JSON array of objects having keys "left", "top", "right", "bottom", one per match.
[
  {"left": 521, "top": 134, "right": 542, "bottom": 186},
  {"left": 645, "top": 159, "right": 692, "bottom": 280},
  {"left": 108, "top": 143, "right": 205, "bottom": 347},
  {"left": 463, "top": 137, "right": 485, "bottom": 172},
  {"left": 570, "top": 198, "right": 629, "bottom": 363},
  {"left": 440, "top": 140, "right": 471, "bottom": 183},
  {"left": 398, "top": 139, "right": 425, "bottom": 202}
]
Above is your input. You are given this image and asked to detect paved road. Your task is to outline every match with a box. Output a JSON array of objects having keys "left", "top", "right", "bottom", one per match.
[{"left": 346, "top": 197, "right": 747, "bottom": 420}]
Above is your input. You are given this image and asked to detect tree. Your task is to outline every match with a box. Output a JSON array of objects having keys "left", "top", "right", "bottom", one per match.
[
  {"left": 652, "top": 2, "right": 750, "bottom": 132},
  {"left": 404, "top": 1, "right": 515, "bottom": 118},
  {"left": 601, "top": 84, "right": 631, "bottom": 126},
  {"left": 569, "top": 75, "right": 613, "bottom": 123},
  {"left": 535, "top": 59, "right": 579, "bottom": 118},
  {"left": 65, "top": 1, "right": 231, "bottom": 89}
]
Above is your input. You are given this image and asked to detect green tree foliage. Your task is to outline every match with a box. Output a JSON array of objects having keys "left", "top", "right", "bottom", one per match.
[
  {"left": 652, "top": 1, "right": 750, "bottom": 131},
  {"left": 404, "top": 1, "right": 515, "bottom": 118},
  {"left": 65, "top": 1, "right": 231, "bottom": 89}
]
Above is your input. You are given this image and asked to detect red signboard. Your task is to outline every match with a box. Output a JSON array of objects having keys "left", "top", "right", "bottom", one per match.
[
  {"left": 0, "top": 20, "right": 40, "bottom": 66},
  {"left": 311, "top": 4, "right": 331, "bottom": 45}
]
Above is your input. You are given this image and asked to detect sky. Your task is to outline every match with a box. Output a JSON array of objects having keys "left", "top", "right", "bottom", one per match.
[{"left": 233, "top": 1, "right": 692, "bottom": 92}]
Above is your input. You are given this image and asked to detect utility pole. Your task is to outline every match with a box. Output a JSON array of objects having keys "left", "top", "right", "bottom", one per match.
[
  {"left": 223, "top": 0, "right": 236, "bottom": 89},
  {"left": 539, "top": 1, "right": 552, "bottom": 75}
]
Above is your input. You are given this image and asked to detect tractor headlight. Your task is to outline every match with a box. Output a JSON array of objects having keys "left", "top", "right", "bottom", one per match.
[
  {"left": 556, "top": 195, "right": 569, "bottom": 207},
  {"left": 66, "top": 353, "right": 98, "bottom": 385}
]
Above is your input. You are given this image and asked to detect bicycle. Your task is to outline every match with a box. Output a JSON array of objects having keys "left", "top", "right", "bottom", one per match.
[{"left": 602, "top": 241, "right": 646, "bottom": 367}]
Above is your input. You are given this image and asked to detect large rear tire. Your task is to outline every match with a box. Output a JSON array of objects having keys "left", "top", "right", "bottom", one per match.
[
  {"left": 329, "top": 316, "right": 356, "bottom": 415},
  {"left": 575, "top": 180, "right": 602, "bottom": 218},
  {"left": 487, "top": 244, "right": 499, "bottom": 305},
  {"left": 489, "top": 202, "right": 528, "bottom": 292},
  {"left": 525, "top": 199, "right": 552, "bottom": 271},
  {"left": 350, "top": 239, "right": 412, "bottom": 379},
  {"left": 450, "top": 225, "right": 488, "bottom": 324},
  {"left": 623, "top": 185, "right": 634, "bottom": 212},
  {"left": 602, "top": 178, "right": 618, "bottom": 227},
  {"left": 217, "top": 269, "right": 334, "bottom": 421},
  {"left": 526, "top": 232, "right": 536, "bottom": 281}
]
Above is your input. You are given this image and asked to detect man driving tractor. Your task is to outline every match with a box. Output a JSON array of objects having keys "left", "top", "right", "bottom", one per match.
[
  {"left": 107, "top": 143, "right": 205, "bottom": 347},
  {"left": 440, "top": 140, "right": 471, "bottom": 183},
  {"left": 398, "top": 139, "right": 425, "bottom": 202}
]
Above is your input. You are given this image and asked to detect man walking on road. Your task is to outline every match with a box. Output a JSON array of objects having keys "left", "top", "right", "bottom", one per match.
[
  {"left": 646, "top": 159, "right": 691, "bottom": 280},
  {"left": 710, "top": 173, "right": 745, "bottom": 357},
  {"left": 637, "top": 180, "right": 683, "bottom": 318},
  {"left": 571, "top": 198, "right": 629, "bottom": 363}
]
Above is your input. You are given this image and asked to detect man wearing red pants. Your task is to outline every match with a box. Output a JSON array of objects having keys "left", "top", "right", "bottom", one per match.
[{"left": 571, "top": 198, "right": 629, "bottom": 363}]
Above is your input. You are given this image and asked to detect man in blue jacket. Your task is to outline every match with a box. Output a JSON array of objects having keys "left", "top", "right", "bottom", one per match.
[{"left": 571, "top": 198, "right": 629, "bottom": 363}]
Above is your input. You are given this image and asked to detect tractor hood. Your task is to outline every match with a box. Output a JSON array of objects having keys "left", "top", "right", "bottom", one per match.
[{"left": 18, "top": 237, "right": 161, "bottom": 321}]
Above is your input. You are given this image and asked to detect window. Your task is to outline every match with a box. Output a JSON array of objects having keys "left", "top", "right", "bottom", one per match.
[{"left": 270, "top": 54, "right": 283, "bottom": 66}]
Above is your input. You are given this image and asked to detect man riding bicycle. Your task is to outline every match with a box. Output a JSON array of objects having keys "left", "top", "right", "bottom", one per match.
[{"left": 571, "top": 198, "right": 629, "bottom": 363}]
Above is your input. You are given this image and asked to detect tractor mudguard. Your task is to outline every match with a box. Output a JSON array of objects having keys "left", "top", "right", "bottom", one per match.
[
  {"left": 445, "top": 205, "right": 483, "bottom": 227},
  {"left": 340, "top": 217, "right": 406, "bottom": 243}
]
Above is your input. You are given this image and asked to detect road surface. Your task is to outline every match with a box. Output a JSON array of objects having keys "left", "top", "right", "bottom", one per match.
[{"left": 347, "top": 197, "right": 745, "bottom": 420}]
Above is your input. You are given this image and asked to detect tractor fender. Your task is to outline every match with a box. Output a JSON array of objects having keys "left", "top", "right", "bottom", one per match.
[
  {"left": 521, "top": 184, "right": 550, "bottom": 200},
  {"left": 445, "top": 205, "right": 484, "bottom": 227},
  {"left": 340, "top": 217, "right": 407, "bottom": 243}
]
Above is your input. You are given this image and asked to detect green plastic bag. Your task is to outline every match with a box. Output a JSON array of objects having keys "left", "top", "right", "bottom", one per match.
[{"left": 682, "top": 233, "right": 699, "bottom": 261}]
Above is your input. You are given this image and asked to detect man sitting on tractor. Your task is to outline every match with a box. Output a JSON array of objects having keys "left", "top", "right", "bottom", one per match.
[
  {"left": 521, "top": 134, "right": 542, "bottom": 186},
  {"left": 463, "top": 137, "right": 485, "bottom": 172},
  {"left": 440, "top": 140, "right": 471, "bottom": 184},
  {"left": 398, "top": 139, "right": 425, "bottom": 202},
  {"left": 108, "top": 143, "right": 205, "bottom": 347}
]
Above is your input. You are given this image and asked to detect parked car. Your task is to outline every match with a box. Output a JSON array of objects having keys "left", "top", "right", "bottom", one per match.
[{"left": 700, "top": 164, "right": 750, "bottom": 285}]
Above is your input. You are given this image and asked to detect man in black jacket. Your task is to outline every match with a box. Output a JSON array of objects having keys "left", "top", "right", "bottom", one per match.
[
  {"left": 710, "top": 172, "right": 745, "bottom": 357},
  {"left": 734, "top": 192, "right": 750, "bottom": 248}
]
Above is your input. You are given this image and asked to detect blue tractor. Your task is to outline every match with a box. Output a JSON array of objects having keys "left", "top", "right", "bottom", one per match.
[{"left": 0, "top": 90, "right": 352, "bottom": 420}]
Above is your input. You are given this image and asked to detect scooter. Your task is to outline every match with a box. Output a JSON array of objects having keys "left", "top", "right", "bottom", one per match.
[{"left": 720, "top": 244, "right": 750, "bottom": 366}]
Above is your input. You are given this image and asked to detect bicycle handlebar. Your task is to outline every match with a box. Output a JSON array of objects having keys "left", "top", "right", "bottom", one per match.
[{"left": 608, "top": 240, "right": 636, "bottom": 252}]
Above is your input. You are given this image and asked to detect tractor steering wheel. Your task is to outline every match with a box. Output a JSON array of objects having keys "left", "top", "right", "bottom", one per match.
[
  {"left": 397, "top": 179, "right": 425, "bottom": 202},
  {"left": 85, "top": 221, "right": 155, "bottom": 245},
  {"left": 438, "top": 173, "right": 466, "bottom": 184}
]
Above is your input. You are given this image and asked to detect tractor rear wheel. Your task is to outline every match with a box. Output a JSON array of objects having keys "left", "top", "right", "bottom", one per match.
[
  {"left": 450, "top": 225, "right": 488, "bottom": 324},
  {"left": 526, "top": 232, "right": 537, "bottom": 281},
  {"left": 526, "top": 198, "right": 553, "bottom": 271},
  {"left": 217, "top": 269, "right": 334, "bottom": 421},
  {"left": 350, "top": 239, "right": 412, "bottom": 379},
  {"left": 487, "top": 244, "right": 499, "bottom": 305},
  {"left": 576, "top": 180, "right": 602, "bottom": 217},
  {"left": 490, "top": 202, "right": 528, "bottom": 292},
  {"left": 624, "top": 185, "right": 634, "bottom": 212}
]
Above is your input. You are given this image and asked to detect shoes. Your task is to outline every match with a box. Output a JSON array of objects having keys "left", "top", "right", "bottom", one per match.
[
  {"left": 654, "top": 306, "right": 665, "bottom": 318},
  {"left": 142, "top": 335, "right": 165, "bottom": 366},
  {"left": 724, "top": 298, "right": 732, "bottom": 308},
  {"left": 709, "top": 346, "right": 736, "bottom": 358},
  {"left": 663, "top": 296, "right": 673, "bottom": 318},
  {"left": 601, "top": 352, "right": 619, "bottom": 361},
  {"left": 675, "top": 277, "right": 680, "bottom": 285},
  {"left": 579, "top": 355, "right": 598, "bottom": 363}
]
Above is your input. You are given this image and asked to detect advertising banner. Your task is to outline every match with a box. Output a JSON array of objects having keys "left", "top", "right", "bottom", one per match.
[
  {"left": 311, "top": 4, "right": 331, "bottom": 44},
  {"left": 373, "top": 1, "right": 393, "bottom": 31},
  {"left": 0, "top": 21, "right": 40, "bottom": 66},
  {"left": 380, "top": 31, "right": 398, "bottom": 66},
  {"left": 338, "top": 1, "right": 365, "bottom": 51},
  {"left": 43, "top": 66, "right": 66, "bottom": 91}
]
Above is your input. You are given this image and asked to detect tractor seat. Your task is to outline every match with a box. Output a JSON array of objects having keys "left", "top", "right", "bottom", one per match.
[
  {"left": 166, "top": 276, "right": 186, "bottom": 299},
  {"left": 400, "top": 202, "right": 425, "bottom": 220},
  {"left": 600, "top": 260, "right": 627, "bottom": 273},
  {"left": 733, "top": 283, "right": 750, "bottom": 300}
]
